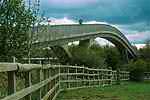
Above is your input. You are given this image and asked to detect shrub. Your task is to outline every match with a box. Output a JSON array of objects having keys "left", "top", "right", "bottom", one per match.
[
  {"left": 128, "top": 59, "right": 146, "bottom": 82},
  {"left": 69, "top": 44, "right": 106, "bottom": 69}
]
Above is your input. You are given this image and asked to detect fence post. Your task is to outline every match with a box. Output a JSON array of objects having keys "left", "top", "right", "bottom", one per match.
[
  {"left": 38, "top": 69, "right": 43, "bottom": 99},
  {"left": 59, "top": 65, "right": 61, "bottom": 90},
  {"left": 54, "top": 66, "right": 57, "bottom": 98},
  {"left": 110, "top": 68, "right": 113, "bottom": 85},
  {"left": 83, "top": 66, "right": 85, "bottom": 87},
  {"left": 8, "top": 59, "right": 17, "bottom": 95},
  {"left": 102, "top": 70, "right": 104, "bottom": 86},
  {"left": 39, "top": 61, "right": 43, "bottom": 99},
  {"left": 88, "top": 69, "right": 90, "bottom": 87},
  {"left": 116, "top": 69, "right": 120, "bottom": 85},
  {"left": 98, "top": 70, "right": 100, "bottom": 86},
  {"left": 43, "top": 68, "right": 49, "bottom": 95},
  {"left": 13, "top": 57, "right": 16, "bottom": 63},
  {"left": 8, "top": 71, "right": 16, "bottom": 95},
  {"left": 67, "top": 66, "right": 70, "bottom": 88},
  {"left": 25, "top": 71, "right": 32, "bottom": 100},
  {"left": 76, "top": 66, "right": 78, "bottom": 88}
]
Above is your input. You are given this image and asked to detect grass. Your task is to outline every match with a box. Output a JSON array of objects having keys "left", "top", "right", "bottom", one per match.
[{"left": 56, "top": 81, "right": 150, "bottom": 100}]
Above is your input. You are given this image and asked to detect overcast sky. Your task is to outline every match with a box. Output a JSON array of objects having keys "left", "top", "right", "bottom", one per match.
[{"left": 37, "top": 0, "right": 150, "bottom": 44}]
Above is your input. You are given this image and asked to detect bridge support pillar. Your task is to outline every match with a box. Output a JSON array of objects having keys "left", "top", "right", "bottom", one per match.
[
  {"left": 79, "top": 39, "right": 94, "bottom": 48},
  {"left": 79, "top": 39, "right": 90, "bottom": 47}
]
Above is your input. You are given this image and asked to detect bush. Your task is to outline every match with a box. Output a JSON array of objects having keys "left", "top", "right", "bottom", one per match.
[
  {"left": 69, "top": 44, "right": 106, "bottom": 69},
  {"left": 104, "top": 46, "right": 122, "bottom": 70},
  {"left": 128, "top": 59, "right": 146, "bottom": 82}
]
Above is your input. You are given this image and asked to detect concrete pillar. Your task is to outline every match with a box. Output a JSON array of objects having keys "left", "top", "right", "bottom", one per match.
[{"left": 79, "top": 39, "right": 90, "bottom": 47}]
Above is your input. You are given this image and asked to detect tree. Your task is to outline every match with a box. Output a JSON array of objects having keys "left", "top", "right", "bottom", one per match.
[
  {"left": 139, "top": 40, "right": 150, "bottom": 60},
  {"left": 69, "top": 44, "right": 106, "bottom": 69},
  {"left": 127, "top": 59, "right": 146, "bottom": 82},
  {"left": 0, "top": 0, "right": 35, "bottom": 62},
  {"left": 104, "top": 45, "right": 122, "bottom": 70}
]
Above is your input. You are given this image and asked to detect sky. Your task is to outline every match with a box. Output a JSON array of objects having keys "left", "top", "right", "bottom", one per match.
[{"left": 36, "top": 0, "right": 150, "bottom": 44}]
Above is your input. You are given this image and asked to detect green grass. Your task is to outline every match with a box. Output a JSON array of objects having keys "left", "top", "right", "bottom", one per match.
[{"left": 56, "top": 81, "right": 150, "bottom": 100}]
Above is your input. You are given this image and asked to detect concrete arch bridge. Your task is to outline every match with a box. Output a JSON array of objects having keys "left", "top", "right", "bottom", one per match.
[{"left": 32, "top": 24, "right": 138, "bottom": 63}]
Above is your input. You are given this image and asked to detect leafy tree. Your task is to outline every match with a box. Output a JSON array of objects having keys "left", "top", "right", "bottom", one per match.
[
  {"left": 127, "top": 59, "right": 146, "bottom": 82},
  {"left": 138, "top": 40, "right": 150, "bottom": 71},
  {"left": 0, "top": 0, "right": 35, "bottom": 62},
  {"left": 69, "top": 44, "right": 106, "bottom": 69},
  {"left": 104, "top": 45, "right": 122, "bottom": 70},
  {"left": 139, "top": 40, "right": 150, "bottom": 60}
]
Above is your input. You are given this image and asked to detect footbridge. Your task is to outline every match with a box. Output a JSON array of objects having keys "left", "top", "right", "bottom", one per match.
[{"left": 33, "top": 24, "right": 137, "bottom": 62}]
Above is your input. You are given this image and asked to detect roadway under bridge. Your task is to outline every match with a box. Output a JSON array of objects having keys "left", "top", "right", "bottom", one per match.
[{"left": 32, "top": 24, "right": 138, "bottom": 63}]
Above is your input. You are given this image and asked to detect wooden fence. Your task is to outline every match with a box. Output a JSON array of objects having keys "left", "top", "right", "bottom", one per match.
[
  {"left": 0, "top": 63, "right": 129, "bottom": 100},
  {"left": 144, "top": 72, "right": 150, "bottom": 80}
]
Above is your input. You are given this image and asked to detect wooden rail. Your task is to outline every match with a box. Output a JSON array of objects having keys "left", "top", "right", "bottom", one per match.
[
  {"left": 0, "top": 63, "right": 129, "bottom": 100},
  {"left": 144, "top": 72, "right": 150, "bottom": 80}
]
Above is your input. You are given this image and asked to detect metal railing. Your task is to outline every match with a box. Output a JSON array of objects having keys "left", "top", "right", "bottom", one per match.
[{"left": 0, "top": 63, "right": 129, "bottom": 100}]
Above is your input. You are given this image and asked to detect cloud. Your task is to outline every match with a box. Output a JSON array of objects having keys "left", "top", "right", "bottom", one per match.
[
  {"left": 40, "top": 17, "right": 109, "bottom": 25},
  {"left": 39, "top": 17, "right": 150, "bottom": 44},
  {"left": 116, "top": 22, "right": 150, "bottom": 32},
  {"left": 134, "top": 44, "right": 146, "bottom": 49},
  {"left": 48, "top": 17, "right": 77, "bottom": 25},
  {"left": 40, "top": 0, "right": 150, "bottom": 25},
  {"left": 115, "top": 22, "right": 150, "bottom": 43},
  {"left": 125, "top": 31, "right": 150, "bottom": 44}
]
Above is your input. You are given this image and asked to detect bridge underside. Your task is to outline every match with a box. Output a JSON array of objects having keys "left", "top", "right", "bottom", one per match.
[{"left": 49, "top": 37, "right": 131, "bottom": 64}]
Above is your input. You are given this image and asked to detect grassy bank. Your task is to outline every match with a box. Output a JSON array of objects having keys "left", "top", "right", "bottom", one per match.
[{"left": 56, "top": 81, "right": 150, "bottom": 100}]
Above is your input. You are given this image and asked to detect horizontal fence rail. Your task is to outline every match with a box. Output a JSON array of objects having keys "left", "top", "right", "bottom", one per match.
[
  {"left": 144, "top": 72, "right": 150, "bottom": 80},
  {"left": 0, "top": 63, "right": 130, "bottom": 100}
]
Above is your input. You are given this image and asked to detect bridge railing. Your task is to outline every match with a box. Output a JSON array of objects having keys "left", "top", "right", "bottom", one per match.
[{"left": 0, "top": 63, "right": 129, "bottom": 100}]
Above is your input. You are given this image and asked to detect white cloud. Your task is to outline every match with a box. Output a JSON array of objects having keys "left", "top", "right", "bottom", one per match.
[
  {"left": 48, "top": 17, "right": 77, "bottom": 25},
  {"left": 125, "top": 31, "right": 150, "bottom": 43},
  {"left": 39, "top": 17, "right": 110, "bottom": 25},
  {"left": 134, "top": 44, "right": 146, "bottom": 49},
  {"left": 39, "top": 17, "right": 77, "bottom": 25}
]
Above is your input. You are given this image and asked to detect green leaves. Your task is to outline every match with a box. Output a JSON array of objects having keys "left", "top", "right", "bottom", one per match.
[
  {"left": 104, "top": 46, "right": 122, "bottom": 70},
  {"left": 0, "top": 0, "right": 35, "bottom": 62},
  {"left": 69, "top": 44, "right": 106, "bottom": 68}
]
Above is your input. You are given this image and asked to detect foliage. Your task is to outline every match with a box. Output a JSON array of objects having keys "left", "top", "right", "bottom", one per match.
[
  {"left": 68, "top": 43, "right": 124, "bottom": 69},
  {"left": 137, "top": 40, "right": 150, "bottom": 72},
  {"left": 103, "top": 45, "right": 122, "bottom": 70},
  {"left": 69, "top": 44, "right": 106, "bottom": 69},
  {"left": 30, "top": 48, "right": 55, "bottom": 58},
  {"left": 0, "top": 0, "right": 35, "bottom": 62},
  {"left": 127, "top": 59, "right": 146, "bottom": 82},
  {"left": 139, "top": 40, "right": 150, "bottom": 60}
]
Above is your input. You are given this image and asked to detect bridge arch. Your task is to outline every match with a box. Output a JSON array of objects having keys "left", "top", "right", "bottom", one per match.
[{"left": 32, "top": 24, "right": 138, "bottom": 63}]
